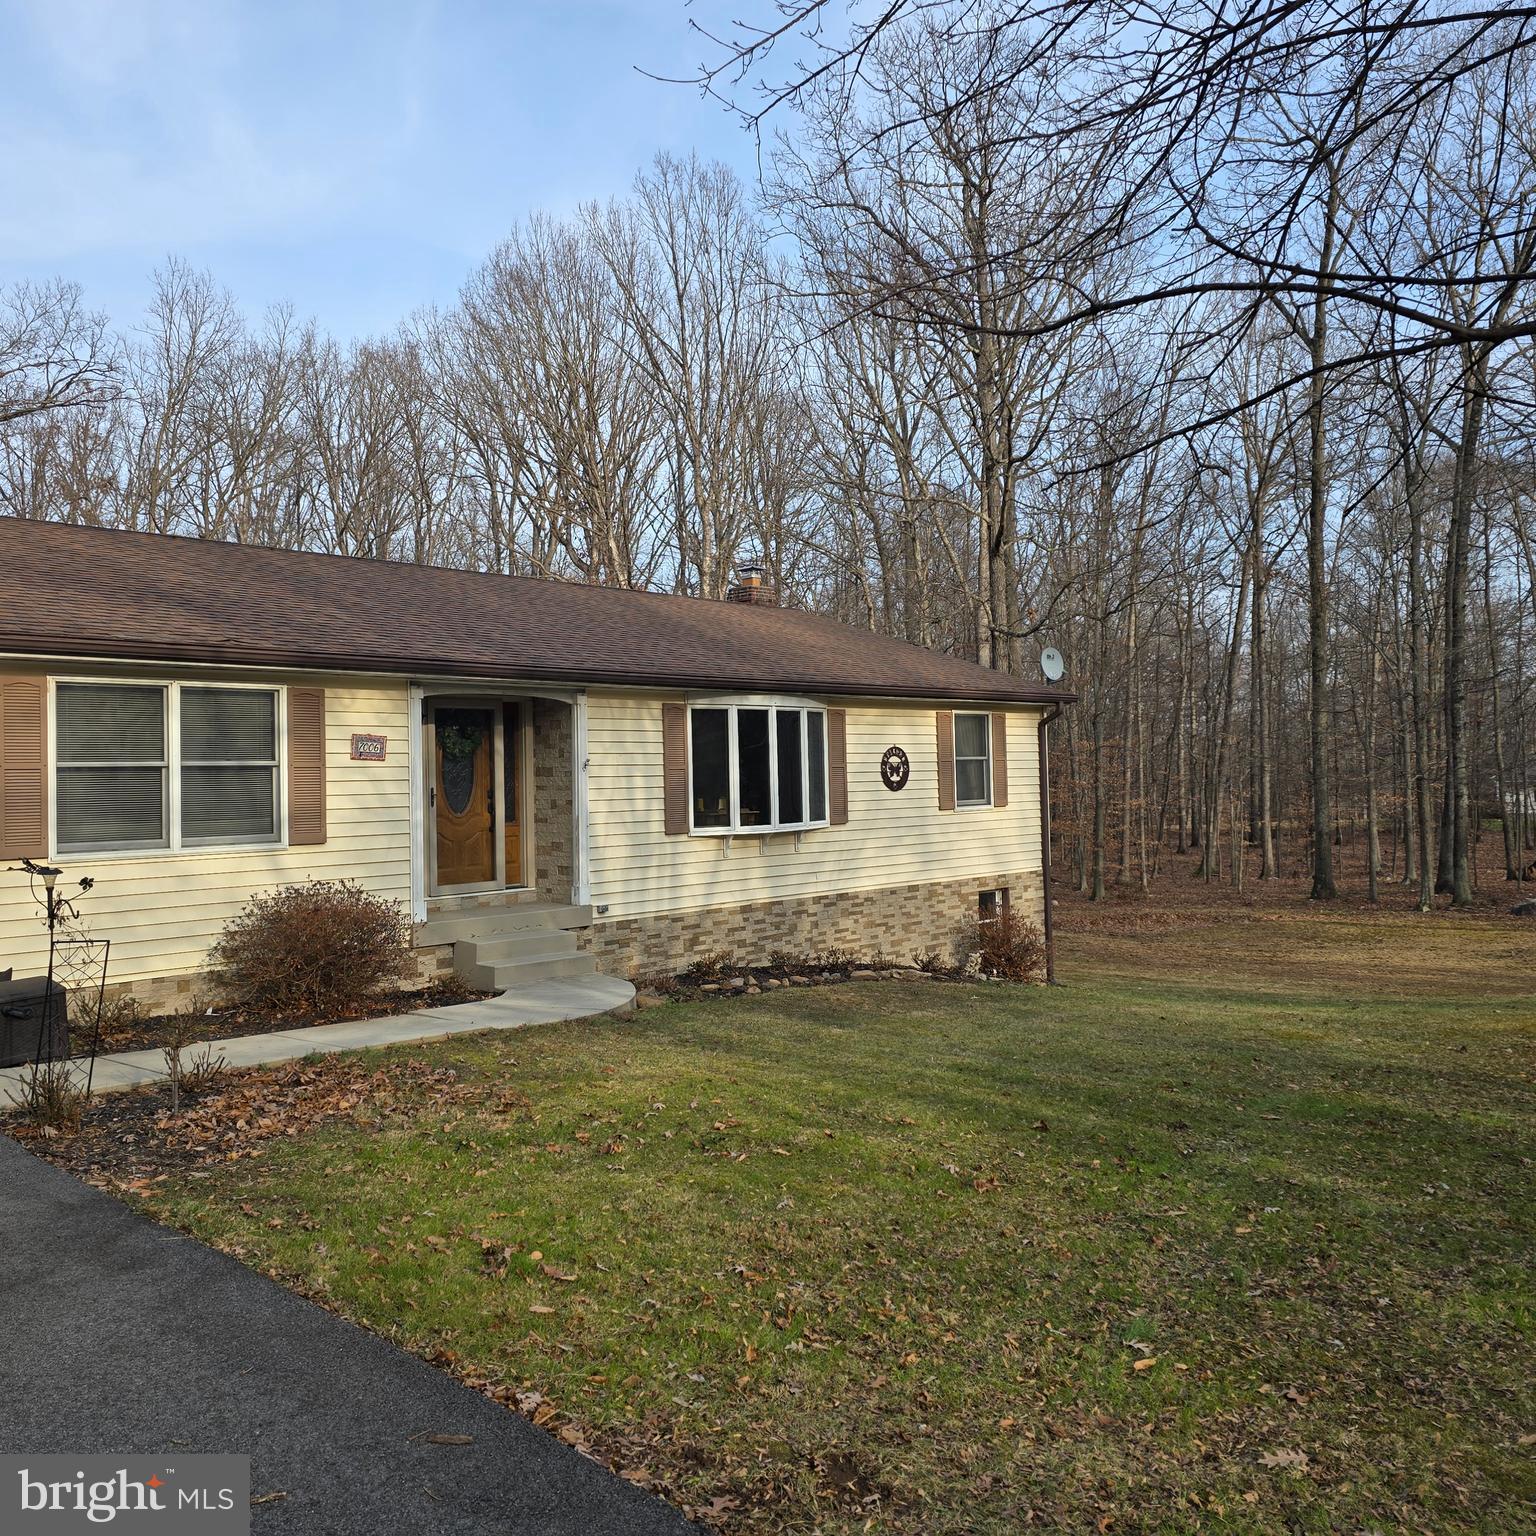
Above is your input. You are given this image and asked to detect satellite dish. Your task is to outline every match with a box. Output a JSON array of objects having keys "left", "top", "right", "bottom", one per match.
[{"left": 1040, "top": 647, "right": 1065, "bottom": 683}]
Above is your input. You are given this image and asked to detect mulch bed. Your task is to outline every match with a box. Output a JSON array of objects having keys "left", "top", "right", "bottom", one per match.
[
  {"left": 5, "top": 1053, "right": 480, "bottom": 1191},
  {"left": 634, "top": 956, "right": 993, "bottom": 1007},
  {"left": 78, "top": 978, "right": 491, "bottom": 1057}
]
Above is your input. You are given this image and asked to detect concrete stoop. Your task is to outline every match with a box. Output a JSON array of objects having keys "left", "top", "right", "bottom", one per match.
[{"left": 419, "top": 902, "right": 599, "bottom": 993}]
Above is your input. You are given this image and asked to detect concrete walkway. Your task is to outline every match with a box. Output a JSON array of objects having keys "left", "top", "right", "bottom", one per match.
[
  {"left": 0, "top": 975, "right": 636, "bottom": 1099},
  {"left": 0, "top": 1134, "right": 691, "bottom": 1534}
]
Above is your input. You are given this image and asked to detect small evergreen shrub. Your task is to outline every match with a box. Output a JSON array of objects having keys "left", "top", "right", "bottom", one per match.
[{"left": 209, "top": 880, "right": 413, "bottom": 1018}]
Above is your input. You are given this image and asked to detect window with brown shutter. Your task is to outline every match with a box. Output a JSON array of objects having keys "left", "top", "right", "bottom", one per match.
[
  {"left": 991, "top": 711, "right": 1009, "bottom": 807},
  {"left": 662, "top": 702, "right": 688, "bottom": 835},
  {"left": 0, "top": 674, "right": 47, "bottom": 860},
  {"left": 286, "top": 686, "right": 327, "bottom": 845},
  {"left": 936, "top": 709, "right": 955, "bottom": 811}
]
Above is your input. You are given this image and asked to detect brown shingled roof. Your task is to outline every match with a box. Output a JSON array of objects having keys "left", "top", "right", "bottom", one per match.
[{"left": 0, "top": 519, "right": 1073, "bottom": 704}]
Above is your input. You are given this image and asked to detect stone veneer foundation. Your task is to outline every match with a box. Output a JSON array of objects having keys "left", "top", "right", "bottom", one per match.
[
  {"left": 85, "top": 868, "right": 1040, "bottom": 1014},
  {"left": 90, "top": 944, "right": 457, "bottom": 1019},
  {"left": 579, "top": 870, "right": 1043, "bottom": 980}
]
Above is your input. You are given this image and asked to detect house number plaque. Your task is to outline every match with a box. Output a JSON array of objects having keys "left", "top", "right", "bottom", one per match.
[
  {"left": 350, "top": 733, "right": 388, "bottom": 762},
  {"left": 880, "top": 745, "right": 910, "bottom": 792}
]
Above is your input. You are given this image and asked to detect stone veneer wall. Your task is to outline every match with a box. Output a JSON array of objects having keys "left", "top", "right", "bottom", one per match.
[
  {"left": 580, "top": 870, "right": 1043, "bottom": 980},
  {"left": 91, "top": 943, "right": 455, "bottom": 1018},
  {"left": 532, "top": 698, "right": 574, "bottom": 904}
]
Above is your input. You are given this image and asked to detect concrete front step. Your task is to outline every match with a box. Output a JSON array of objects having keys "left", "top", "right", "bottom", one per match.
[
  {"left": 464, "top": 930, "right": 589, "bottom": 966},
  {"left": 457, "top": 950, "right": 598, "bottom": 992},
  {"left": 417, "top": 902, "right": 592, "bottom": 948}
]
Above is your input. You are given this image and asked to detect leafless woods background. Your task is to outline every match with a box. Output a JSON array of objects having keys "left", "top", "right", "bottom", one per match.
[{"left": 4, "top": 0, "right": 1534, "bottom": 906}]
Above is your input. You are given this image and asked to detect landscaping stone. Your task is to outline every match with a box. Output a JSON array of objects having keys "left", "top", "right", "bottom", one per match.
[{"left": 1512, "top": 900, "right": 1536, "bottom": 917}]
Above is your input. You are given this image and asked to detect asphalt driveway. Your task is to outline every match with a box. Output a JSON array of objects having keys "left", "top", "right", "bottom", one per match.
[{"left": 0, "top": 1136, "right": 693, "bottom": 1534}]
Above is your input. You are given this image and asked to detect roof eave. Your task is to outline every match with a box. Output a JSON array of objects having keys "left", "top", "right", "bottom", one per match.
[{"left": 0, "top": 633, "right": 1077, "bottom": 706}]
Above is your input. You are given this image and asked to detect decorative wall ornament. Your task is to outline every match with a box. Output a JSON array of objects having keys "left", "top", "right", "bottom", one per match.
[{"left": 880, "top": 745, "right": 910, "bottom": 792}]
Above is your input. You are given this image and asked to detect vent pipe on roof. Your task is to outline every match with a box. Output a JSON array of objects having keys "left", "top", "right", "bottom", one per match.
[{"left": 726, "top": 558, "right": 778, "bottom": 606}]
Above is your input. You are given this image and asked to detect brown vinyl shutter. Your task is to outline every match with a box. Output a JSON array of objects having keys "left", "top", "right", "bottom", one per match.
[
  {"left": 991, "top": 711, "right": 1008, "bottom": 808},
  {"left": 0, "top": 674, "right": 48, "bottom": 860},
  {"left": 827, "top": 708, "right": 848, "bottom": 825},
  {"left": 662, "top": 702, "right": 689, "bottom": 835},
  {"left": 287, "top": 686, "right": 327, "bottom": 845},
  {"left": 936, "top": 709, "right": 955, "bottom": 811}
]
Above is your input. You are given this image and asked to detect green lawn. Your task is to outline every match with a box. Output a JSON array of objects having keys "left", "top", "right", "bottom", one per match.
[{"left": 143, "top": 923, "right": 1536, "bottom": 1533}]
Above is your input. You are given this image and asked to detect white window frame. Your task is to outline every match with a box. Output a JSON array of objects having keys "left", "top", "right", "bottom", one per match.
[
  {"left": 686, "top": 696, "right": 830, "bottom": 837},
  {"left": 954, "top": 711, "right": 993, "bottom": 809},
  {"left": 50, "top": 677, "right": 288, "bottom": 859}
]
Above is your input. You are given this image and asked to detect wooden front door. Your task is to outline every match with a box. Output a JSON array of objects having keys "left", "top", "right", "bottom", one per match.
[{"left": 433, "top": 705, "right": 497, "bottom": 889}]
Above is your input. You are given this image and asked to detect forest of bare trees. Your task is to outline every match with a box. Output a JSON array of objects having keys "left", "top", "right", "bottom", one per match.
[{"left": 2, "top": 1, "right": 1533, "bottom": 907}]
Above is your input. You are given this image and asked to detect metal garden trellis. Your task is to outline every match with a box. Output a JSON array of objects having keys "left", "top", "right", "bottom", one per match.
[{"left": 5, "top": 858, "right": 110, "bottom": 1099}]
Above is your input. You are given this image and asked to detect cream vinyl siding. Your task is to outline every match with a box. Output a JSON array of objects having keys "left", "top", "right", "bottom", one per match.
[
  {"left": 0, "top": 669, "right": 411, "bottom": 984},
  {"left": 586, "top": 691, "right": 1042, "bottom": 922}
]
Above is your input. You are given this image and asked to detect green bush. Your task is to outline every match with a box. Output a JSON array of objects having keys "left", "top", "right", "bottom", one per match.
[{"left": 209, "top": 880, "right": 413, "bottom": 1019}]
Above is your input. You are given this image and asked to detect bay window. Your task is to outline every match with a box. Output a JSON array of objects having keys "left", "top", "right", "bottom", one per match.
[
  {"left": 689, "top": 701, "right": 828, "bottom": 834},
  {"left": 55, "top": 681, "right": 283, "bottom": 854}
]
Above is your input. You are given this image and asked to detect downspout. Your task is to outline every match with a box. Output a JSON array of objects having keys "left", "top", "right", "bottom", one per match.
[{"left": 1038, "top": 702, "right": 1065, "bottom": 984}]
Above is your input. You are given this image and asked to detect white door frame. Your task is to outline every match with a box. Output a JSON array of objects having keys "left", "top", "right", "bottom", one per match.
[{"left": 408, "top": 680, "right": 586, "bottom": 922}]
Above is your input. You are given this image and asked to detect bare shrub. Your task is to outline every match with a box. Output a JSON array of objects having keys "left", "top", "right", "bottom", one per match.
[
  {"left": 956, "top": 910, "right": 1046, "bottom": 982},
  {"left": 815, "top": 947, "right": 859, "bottom": 971},
  {"left": 6, "top": 1061, "right": 86, "bottom": 1135},
  {"left": 95, "top": 994, "right": 145, "bottom": 1051},
  {"left": 181, "top": 1042, "right": 227, "bottom": 1094},
  {"left": 682, "top": 950, "right": 742, "bottom": 983},
  {"left": 209, "top": 880, "right": 413, "bottom": 1019}
]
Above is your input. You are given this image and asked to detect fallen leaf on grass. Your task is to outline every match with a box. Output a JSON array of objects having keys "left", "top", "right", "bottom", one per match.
[
  {"left": 1133, "top": 1357, "right": 1158, "bottom": 1371},
  {"left": 1258, "top": 1448, "right": 1310, "bottom": 1472}
]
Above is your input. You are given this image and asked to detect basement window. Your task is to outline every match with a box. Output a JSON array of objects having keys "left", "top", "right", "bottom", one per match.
[{"left": 689, "top": 700, "right": 829, "bottom": 834}]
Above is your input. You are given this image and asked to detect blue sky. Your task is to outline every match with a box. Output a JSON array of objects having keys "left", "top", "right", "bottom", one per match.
[{"left": 0, "top": 0, "right": 763, "bottom": 338}]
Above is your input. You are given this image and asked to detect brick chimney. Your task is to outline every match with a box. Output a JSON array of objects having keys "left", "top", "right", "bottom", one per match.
[{"left": 726, "top": 558, "right": 778, "bottom": 606}]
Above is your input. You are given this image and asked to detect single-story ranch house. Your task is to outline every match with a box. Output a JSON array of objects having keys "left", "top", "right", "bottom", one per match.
[{"left": 0, "top": 519, "right": 1072, "bottom": 1010}]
